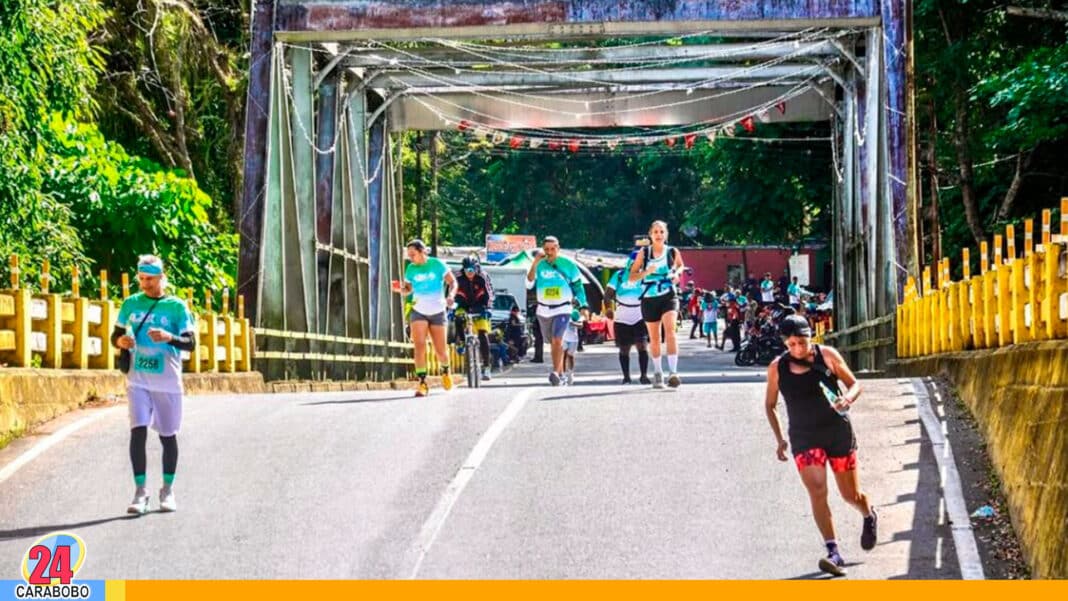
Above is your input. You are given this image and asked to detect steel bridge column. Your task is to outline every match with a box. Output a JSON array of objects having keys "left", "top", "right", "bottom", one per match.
[{"left": 883, "top": 0, "right": 912, "bottom": 297}]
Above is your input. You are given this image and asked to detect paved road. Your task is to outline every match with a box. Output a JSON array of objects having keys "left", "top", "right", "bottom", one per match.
[{"left": 0, "top": 337, "right": 967, "bottom": 579}]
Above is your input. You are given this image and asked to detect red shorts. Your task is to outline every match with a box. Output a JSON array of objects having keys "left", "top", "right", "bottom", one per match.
[{"left": 794, "top": 448, "right": 857, "bottom": 473}]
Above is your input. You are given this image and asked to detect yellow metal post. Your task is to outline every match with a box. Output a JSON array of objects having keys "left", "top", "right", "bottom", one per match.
[
  {"left": 8, "top": 255, "right": 18, "bottom": 289},
  {"left": 983, "top": 269, "right": 997, "bottom": 349},
  {"left": 1030, "top": 247, "right": 1046, "bottom": 341},
  {"left": 1047, "top": 241, "right": 1067, "bottom": 339},
  {"left": 1011, "top": 255, "right": 1029, "bottom": 344},
  {"left": 997, "top": 262, "right": 1011, "bottom": 347},
  {"left": 88, "top": 299, "right": 116, "bottom": 370},
  {"left": 236, "top": 295, "right": 251, "bottom": 372},
  {"left": 1041, "top": 209, "right": 1051, "bottom": 251},
  {"left": 184, "top": 293, "right": 201, "bottom": 374},
  {"left": 99, "top": 270, "right": 108, "bottom": 300},
  {"left": 1024, "top": 219, "right": 1034, "bottom": 257},
  {"left": 1062, "top": 198, "right": 1068, "bottom": 240},
  {"left": 37, "top": 293, "right": 62, "bottom": 369},
  {"left": 121, "top": 273, "right": 130, "bottom": 299},
  {"left": 1006, "top": 225, "right": 1016, "bottom": 264},
  {"left": 980, "top": 241, "right": 989, "bottom": 275},
  {"left": 0, "top": 288, "right": 31, "bottom": 368}
]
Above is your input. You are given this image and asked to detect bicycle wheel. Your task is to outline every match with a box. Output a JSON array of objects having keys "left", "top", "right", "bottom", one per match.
[{"left": 466, "top": 339, "right": 480, "bottom": 388}]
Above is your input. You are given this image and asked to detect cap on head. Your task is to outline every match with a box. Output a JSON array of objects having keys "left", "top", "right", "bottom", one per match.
[
  {"left": 406, "top": 239, "right": 428, "bottom": 252},
  {"left": 779, "top": 314, "right": 812, "bottom": 338}
]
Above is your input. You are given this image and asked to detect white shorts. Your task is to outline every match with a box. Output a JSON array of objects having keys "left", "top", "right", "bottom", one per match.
[
  {"left": 563, "top": 339, "right": 579, "bottom": 355},
  {"left": 128, "top": 386, "right": 183, "bottom": 437}
]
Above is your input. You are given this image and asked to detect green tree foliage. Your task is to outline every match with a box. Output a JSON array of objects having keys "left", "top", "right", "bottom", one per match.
[
  {"left": 0, "top": 0, "right": 107, "bottom": 283},
  {"left": 915, "top": 0, "right": 1067, "bottom": 271},
  {"left": 43, "top": 115, "right": 238, "bottom": 294},
  {"left": 93, "top": 0, "right": 248, "bottom": 223},
  {"left": 405, "top": 125, "right": 832, "bottom": 252}
]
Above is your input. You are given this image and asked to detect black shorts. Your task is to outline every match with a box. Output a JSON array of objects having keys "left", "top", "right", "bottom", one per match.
[
  {"left": 788, "top": 421, "right": 857, "bottom": 458},
  {"left": 641, "top": 294, "right": 679, "bottom": 323},
  {"left": 614, "top": 320, "right": 649, "bottom": 348}
]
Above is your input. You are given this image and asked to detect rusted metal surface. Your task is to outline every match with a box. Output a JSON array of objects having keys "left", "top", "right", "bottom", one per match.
[
  {"left": 275, "top": 1, "right": 878, "bottom": 32},
  {"left": 882, "top": 0, "right": 910, "bottom": 297},
  {"left": 238, "top": 0, "right": 276, "bottom": 324}
]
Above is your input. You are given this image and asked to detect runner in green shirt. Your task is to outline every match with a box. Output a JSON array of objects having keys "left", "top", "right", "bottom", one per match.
[{"left": 392, "top": 239, "right": 458, "bottom": 397}]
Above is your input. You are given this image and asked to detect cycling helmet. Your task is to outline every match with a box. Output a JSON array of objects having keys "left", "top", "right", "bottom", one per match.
[
  {"left": 779, "top": 314, "right": 812, "bottom": 338},
  {"left": 461, "top": 255, "right": 480, "bottom": 272}
]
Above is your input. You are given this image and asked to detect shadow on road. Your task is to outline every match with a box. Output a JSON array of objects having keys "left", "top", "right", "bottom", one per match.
[
  {"left": 0, "top": 515, "right": 142, "bottom": 542},
  {"left": 885, "top": 396, "right": 961, "bottom": 580},
  {"left": 300, "top": 396, "right": 415, "bottom": 406}
]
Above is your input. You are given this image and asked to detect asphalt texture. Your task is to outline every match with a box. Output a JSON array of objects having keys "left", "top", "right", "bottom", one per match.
[{"left": 0, "top": 336, "right": 966, "bottom": 579}]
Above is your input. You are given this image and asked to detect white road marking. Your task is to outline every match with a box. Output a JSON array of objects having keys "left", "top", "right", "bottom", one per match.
[
  {"left": 0, "top": 406, "right": 123, "bottom": 486},
  {"left": 404, "top": 387, "right": 535, "bottom": 578},
  {"left": 912, "top": 378, "right": 985, "bottom": 579}
]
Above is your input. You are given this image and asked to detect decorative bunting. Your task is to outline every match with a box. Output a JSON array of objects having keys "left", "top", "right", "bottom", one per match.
[
  {"left": 776, "top": 101, "right": 787, "bottom": 115},
  {"left": 684, "top": 133, "right": 696, "bottom": 149},
  {"left": 492, "top": 131, "right": 508, "bottom": 144},
  {"left": 547, "top": 139, "right": 561, "bottom": 151},
  {"left": 740, "top": 116, "right": 756, "bottom": 133},
  {"left": 606, "top": 139, "right": 620, "bottom": 150},
  {"left": 721, "top": 124, "right": 736, "bottom": 137},
  {"left": 529, "top": 138, "right": 544, "bottom": 149},
  {"left": 457, "top": 120, "right": 471, "bottom": 132},
  {"left": 567, "top": 139, "right": 581, "bottom": 153},
  {"left": 706, "top": 131, "right": 717, "bottom": 145},
  {"left": 509, "top": 135, "right": 524, "bottom": 149},
  {"left": 757, "top": 110, "right": 771, "bottom": 123},
  {"left": 474, "top": 128, "right": 489, "bottom": 141},
  {"left": 664, "top": 137, "right": 677, "bottom": 148}
]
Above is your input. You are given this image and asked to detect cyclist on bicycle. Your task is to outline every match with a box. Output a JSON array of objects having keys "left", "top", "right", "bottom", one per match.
[{"left": 453, "top": 255, "right": 495, "bottom": 381}]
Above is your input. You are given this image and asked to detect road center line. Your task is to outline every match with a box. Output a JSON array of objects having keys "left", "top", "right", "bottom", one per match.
[{"left": 404, "top": 387, "right": 535, "bottom": 579}]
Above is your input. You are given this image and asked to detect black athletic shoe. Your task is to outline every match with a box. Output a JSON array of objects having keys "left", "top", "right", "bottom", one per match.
[
  {"left": 621, "top": 376, "right": 632, "bottom": 384},
  {"left": 639, "top": 375, "right": 651, "bottom": 385},
  {"left": 818, "top": 551, "right": 847, "bottom": 577},
  {"left": 861, "top": 507, "right": 878, "bottom": 550}
]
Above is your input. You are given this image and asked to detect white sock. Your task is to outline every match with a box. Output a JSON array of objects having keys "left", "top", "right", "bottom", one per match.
[
  {"left": 652, "top": 355, "right": 663, "bottom": 374},
  {"left": 667, "top": 354, "right": 678, "bottom": 373}
]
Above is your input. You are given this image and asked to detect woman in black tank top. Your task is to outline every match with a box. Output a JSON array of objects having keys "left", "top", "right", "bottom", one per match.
[{"left": 764, "top": 315, "right": 878, "bottom": 576}]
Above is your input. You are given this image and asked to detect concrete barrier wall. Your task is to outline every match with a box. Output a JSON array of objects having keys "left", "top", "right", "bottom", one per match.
[
  {"left": 890, "top": 341, "right": 1068, "bottom": 579},
  {"left": 0, "top": 370, "right": 266, "bottom": 448}
]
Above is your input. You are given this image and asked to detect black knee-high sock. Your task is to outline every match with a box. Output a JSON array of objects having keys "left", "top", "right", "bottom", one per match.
[
  {"left": 478, "top": 331, "right": 490, "bottom": 367},
  {"left": 638, "top": 348, "right": 650, "bottom": 377},
  {"left": 618, "top": 349, "right": 631, "bottom": 377},
  {"left": 160, "top": 435, "right": 178, "bottom": 485},
  {"left": 130, "top": 426, "right": 147, "bottom": 486}
]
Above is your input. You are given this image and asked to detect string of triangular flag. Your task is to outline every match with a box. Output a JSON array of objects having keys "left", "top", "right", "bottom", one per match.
[{"left": 451, "top": 100, "right": 789, "bottom": 152}]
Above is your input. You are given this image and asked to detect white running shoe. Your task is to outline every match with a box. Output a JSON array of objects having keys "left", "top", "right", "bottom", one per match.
[
  {"left": 127, "top": 490, "right": 150, "bottom": 515},
  {"left": 652, "top": 372, "right": 665, "bottom": 389},
  {"left": 159, "top": 487, "right": 177, "bottom": 512},
  {"left": 564, "top": 371, "right": 574, "bottom": 386}
]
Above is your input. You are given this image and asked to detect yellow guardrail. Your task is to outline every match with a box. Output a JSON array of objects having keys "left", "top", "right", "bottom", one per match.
[
  {"left": 897, "top": 198, "right": 1068, "bottom": 358},
  {"left": 0, "top": 256, "right": 252, "bottom": 372}
]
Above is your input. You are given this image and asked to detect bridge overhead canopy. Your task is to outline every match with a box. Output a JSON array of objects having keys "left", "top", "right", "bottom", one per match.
[{"left": 240, "top": 0, "right": 916, "bottom": 377}]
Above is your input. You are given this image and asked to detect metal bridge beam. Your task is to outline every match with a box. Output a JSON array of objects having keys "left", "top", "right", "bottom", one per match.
[
  {"left": 366, "top": 64, "right": 831, "bottom": 89},
  {"left": 338, "top": 40, "right": 842, "bottom": 68}
]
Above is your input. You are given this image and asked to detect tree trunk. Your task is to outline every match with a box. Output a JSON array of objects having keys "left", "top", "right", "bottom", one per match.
[
  {"left": 927, "top": 99, "right": 942, "bottom": 265},
  {"left": 952, "top": 88, "right": 985, "bottom": 246},
  {"left": 995, "top": 150, "right": 1033, "bottom": 221}
]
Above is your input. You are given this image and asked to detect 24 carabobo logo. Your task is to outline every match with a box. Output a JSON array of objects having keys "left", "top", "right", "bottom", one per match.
[{"left": 14, "top": 532, "right": 92, "bottom": 599}]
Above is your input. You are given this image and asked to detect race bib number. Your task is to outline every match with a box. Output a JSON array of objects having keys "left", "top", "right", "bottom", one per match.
[
  {"left": 543, "top": 286, "right": 563, "bottom": 300},
  {"left": 134, "top": 352, "right": 165, "bottom": 374}
]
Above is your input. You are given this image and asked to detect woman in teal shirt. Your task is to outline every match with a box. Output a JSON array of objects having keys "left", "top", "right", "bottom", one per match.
[{"left": 393, "top": 239, "right": 458, "bottom": 397}]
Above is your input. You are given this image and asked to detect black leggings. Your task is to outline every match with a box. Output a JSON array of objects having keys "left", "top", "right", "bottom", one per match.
[
  {"left": 130, "top": 426, "right": 178, "bottom": 481},
  {"left": 618, "top": 342, "right": 649, "bottom": 378}
]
